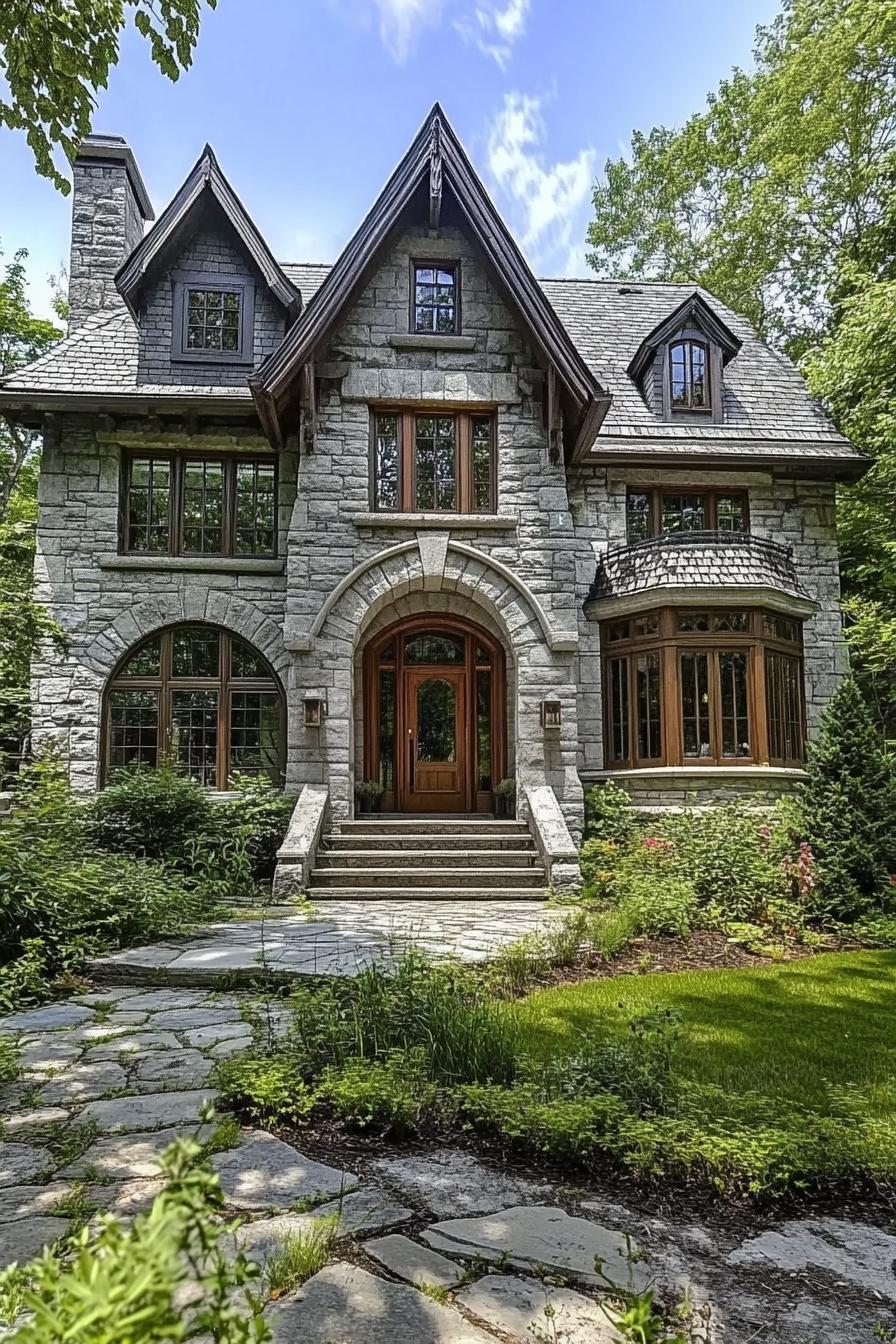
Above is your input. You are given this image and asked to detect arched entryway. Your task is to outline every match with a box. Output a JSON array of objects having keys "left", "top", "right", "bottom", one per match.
[{"left": 362, "top": 614, "right": 507, "bottom": 814}]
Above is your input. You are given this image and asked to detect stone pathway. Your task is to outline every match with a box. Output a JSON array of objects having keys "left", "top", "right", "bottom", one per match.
[
  {"left": 87, "top": 900, "right": 566, "bottom": 983},
  {"left": 0, "top": 990, "right": 893, "bottom": 1342}
]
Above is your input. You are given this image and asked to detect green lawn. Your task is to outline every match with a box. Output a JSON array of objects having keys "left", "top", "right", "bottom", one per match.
[{"left": 517, "top": 951, "right": 896, "bottom": 1114}]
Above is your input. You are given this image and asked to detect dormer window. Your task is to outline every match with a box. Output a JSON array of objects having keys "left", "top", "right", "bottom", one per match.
[
  {"left": 172, "top": 271, "right": 255, "bottom": 365},
  {"left": 670, "top": 340, "right": 708, "bottom": 409},
  {"left": 412, "top": 262, "right": 458, "bottom": 334}
]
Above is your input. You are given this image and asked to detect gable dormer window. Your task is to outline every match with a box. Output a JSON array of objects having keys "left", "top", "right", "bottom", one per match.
[
  {"left": 412, "top": 262, "right": 458, "bottom": 334},
  {"left": 171, "top": 271, "right": 255, "bottom": 365},
  {"left": 670, "top": 339, "right": 708, "bottom": 410}
]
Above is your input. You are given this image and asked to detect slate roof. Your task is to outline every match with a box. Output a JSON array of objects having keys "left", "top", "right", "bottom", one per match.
[
  {"left": 0, "top": 259, "right": 864, "bottom": 472},
  {"left": 589, "top": 532, "right": 811, "bottom": 604}
]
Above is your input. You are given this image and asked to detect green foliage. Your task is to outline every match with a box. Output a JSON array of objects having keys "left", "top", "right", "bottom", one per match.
[
  {"left": 0, "top": 1035, "right": 18, "bottom": 1085},
  {"left": 90, "top": 766, "right": 211, "bottom": 859},
  {"left": 0, "top": 1, "right": 219, "bottom": 192},
  {"left": 318, "top": 1051, "right": 439, "bottom": 1136},
  {"left": 800, "top": 676, "right": 896, "bottom": 917},
  {"left": 215, "top": 1057, "right": 314, "bottom": 1128},
  {"left": 265, "top": 1218, "right": 336, "bottom": 1300},
  {"left": 586, "top": 0, "right": 896, "bottom": 353},
  {"left": 6, "top": 1134, "right": 268, "bottom": 1341},
  {"left": 584, "top": 780, "right": 639, "bottom": 846}
]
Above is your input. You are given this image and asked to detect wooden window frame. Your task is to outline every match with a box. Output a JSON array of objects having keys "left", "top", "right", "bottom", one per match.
[
  {"left": 171, "top": 270, "right": 256, "bottom": 366},
  {"left": 625, "top": 486, "right": 749, "bottom": 541},
  {"left": 370, "top": 408, "right": 496, "bottom": 514},
  {"left": 101, "top": 624, "right": 286, "bottom": 791},
  {"left": 120, "top": 451, "right": 278, "bottom": 558},
  {"left": 668, "top": 338, "right": 710, "bottom": 411},
  {"left": 410, "top": 259, "right": 461, "bottom": 335},
  {"left": 601, "top": 607, "right": 805, "bottom": 769}
]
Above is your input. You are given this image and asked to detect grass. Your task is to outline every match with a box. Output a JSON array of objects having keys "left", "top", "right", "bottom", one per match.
[
  {"left": 264, "top": 1218, "right": 337, "bottom": 1299},
  {"left": 516, "top": 950, "right": 896, "bottom": 1116}
]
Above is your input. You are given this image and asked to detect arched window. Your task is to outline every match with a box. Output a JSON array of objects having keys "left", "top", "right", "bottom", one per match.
[
  {"left": 103, "top": 624, "right": 284, "bottom": 790},
  {"left": 602, "top": 608, "right": 804, "bottom": 768},
  {"left": 669, "top": 340, "right": 709, "bottom": 409}
]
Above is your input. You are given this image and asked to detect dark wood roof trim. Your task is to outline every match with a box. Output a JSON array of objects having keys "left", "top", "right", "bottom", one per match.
[
  {"left": 575, "top": 447, "right": 871, "bottom": 481},
  {"left": 628, "top": 292, "right": 742, "bottom": 382},
  {"left": 250, "top": 104, "right": 609, "bottom": 448},
  {"left": 115, "top": 145, "right": 301, "bottom": 321}
]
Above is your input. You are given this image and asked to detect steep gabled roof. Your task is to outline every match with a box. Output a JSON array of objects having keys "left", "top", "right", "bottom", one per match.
[
  {"left": 250, "top": 103, "right": 609, "bottom": 453},
  {"left": 627, "top": 290, "right": 742, "bottom": 382},
  {"left": 116, "top": 145, "right": 300, "bottom": 320}
]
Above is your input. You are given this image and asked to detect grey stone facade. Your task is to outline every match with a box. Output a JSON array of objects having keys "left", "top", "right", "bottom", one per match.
[{"left": 2, "top": 120, "right": 867, "bottom": 831}]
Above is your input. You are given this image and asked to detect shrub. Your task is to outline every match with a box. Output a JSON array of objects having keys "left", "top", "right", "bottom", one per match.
[
  {"left": 618, "top": 874, "right": 700, "bottom": 939},
  {"left": 580, "top": 837, "right": 622, "bottom": 895},
  {"left": 584, "top": 781, "right": 639, "bottom": 846},
  {"left": 319, "top": 1051, "right": 439, "bottom": 1135},
  {"left": 215, "top": 1056, "right": 314, "bottom": 1127},
  {"left": 800, "top": 676, "right": 896, "bottom": 920},
  {"left": 90, "top": 765, "right": 211, "bottom": 859},
  {"left": 4, "top": 1134, "right": 268, "bottom": 1341}
]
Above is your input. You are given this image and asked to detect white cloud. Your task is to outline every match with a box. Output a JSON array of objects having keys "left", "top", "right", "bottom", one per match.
[
  {"left": 485, "top": 92, "right": 596, "bottom": 273},
  {"left": 337, "top": 0, "right": 528, "bottom": 66},
  {"left": 454, "top": 0, "right": 530, "bottom": 69}
]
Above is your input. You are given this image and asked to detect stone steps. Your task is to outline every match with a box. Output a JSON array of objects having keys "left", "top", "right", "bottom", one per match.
[
  {"left": 311, "top": 867, "right": 546, "bottom": 889},
  {"left": 340, "top": 819, "right": 527, "bottom": 835},
  {"left": 316, "top": 849, "right": 538, "bottom": 870},
  {"left": 322, "top": 833, "right": 533, "bottom": 852},
  {"left": 303, "top": 887, "right": 548, "bottom": 902}
]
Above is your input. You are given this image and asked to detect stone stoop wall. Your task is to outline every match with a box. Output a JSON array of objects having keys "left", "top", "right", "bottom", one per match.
[
  {"left": 584, "top": 771, "right": 807, "bottom": 813},
  {"left": 284, "top": 222, "right": 585, "bottom": 837},
  {"left": 568, "top": 465, "right": 848, "bottom": 800},
  {"left": 29, "top": 417, "right": 293, "bottom": 793}
]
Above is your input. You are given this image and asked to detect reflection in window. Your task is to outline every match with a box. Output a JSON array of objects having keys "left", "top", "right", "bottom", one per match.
[
  {"left": 609, "top": 657, "right": 629, "bottom": 762},
  {"left": 124, "top": 455, "right": 276, "bottom": 557},
  {"left": 626, "top": 491, "right": 650, "bottom": 542},
  {"left": 670, "top": 340, "right": 708, "bottom": 408},
  {"left": 472, "top": 417, "right": 493, "bottom": 511},
  {"left": 636, "top": 652, "right": 663, "bottom": 760},
  {"left": 378, "top": 669, "right": 395, "bottom": 791},
  {"left": 625, "top": 488, "right": 748, "bottom": 540},
  {"left": 104, "top": 626, "right": 283, "bottom": 789},
  {"left": 127, "top": 458, "right": 171, "bottom": 553},
  {"left": 405, "top": 634, "right": 464, "bottom": 664},
  {"left": 417, "top": 679, "right": 456, "bottom": 762},
  {"left": 413, "top": 264, "right": 457, "bottom": 334},
  {"left": 374, "top": 414, "right": 400, "bottom": 511},
  {"left": 681, "top": 653, "right": 711, "bottom": 758},
  {"left": 182, "top": 460, "right": 225, "bottom": 554},
  {"left": 719, "top": 652, "right": 750, "bottom": 757},
  {"left": 235, "top": 463, "right": 276, "bottom": 555},
  {"left": 187, "top": 289, "right": 241, "bottom": 353},
  {"left": 415, "top": 416, "right": 456, "bottom": 512},
  {"left": 477, "top": 669, "right": 492, "bottom": 792},
  {"left": 766, "top": 653, "right": 803, "bottom": 763},
  {"left": 371, "top": 412, "right": 495, "bottom": 514},
  {"left": 662, "top": 494, "right": 705, "bottom": 533}
]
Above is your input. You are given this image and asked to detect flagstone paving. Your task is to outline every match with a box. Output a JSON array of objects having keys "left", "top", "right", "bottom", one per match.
[{"left": 0, "top": 989, "right": 892, "bottom": 1342}]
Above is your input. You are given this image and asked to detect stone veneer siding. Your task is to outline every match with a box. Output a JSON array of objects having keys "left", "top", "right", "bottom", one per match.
[{"left": 68, "top": 159, "right": 146, "bottom": 331}]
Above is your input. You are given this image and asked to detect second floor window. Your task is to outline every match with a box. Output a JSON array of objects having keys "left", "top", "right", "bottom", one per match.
[
  {"left": 124, "top": 455, "right": 277, "bottom": 557},
  {"left": 626, "top": 487, "right": 748, "bottom": 541},
  {"left": 669, "top": 340, "right": 708, "bottom": 409},
  {"left": 373, "top": 410, "right": 495, "bottom": 514},
  {"left": 412, "top": 263, "right": 458, "bottom": 334},
  {"left": 171, "top": 272, "right": 255, "bottom": 365}
]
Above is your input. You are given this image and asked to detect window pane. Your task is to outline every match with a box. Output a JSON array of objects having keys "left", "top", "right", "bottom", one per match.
[
  {"left": 413, "top": 264, "right": 456, "bottom": 334},
  {"left": 712, "top": 612, "right": 749, "bottom": 633},
  {"left": 128, "top": 458, "right": 170, "bottom": 553},
  {"left": 690, "top": 344, "right": 706, "bottom": 406},
  {"left": 172, "top": 628, "right": 220, "bottom": 678},
  {"left": 680, "top": 653, "right": 711, "bottom": 758},
  {"left": 636, "top": 652, "right": 662, "bottom": 760},
  {"left": 120, "top": 637, "right": 162, "bottom": 677},
  {"left": 108, "top": 690, "right": 158, "bottom": 771},
  {"left": 626, "top": 492, "right": 651, "bottom": 541},
  {"left": 662, "top": 494, "right": 705, "bottom": 533},
  {"left": 378, "top": 669, "right": 395, "bottom": 791},
  {"left": 677, "top": 611, "right": 711, "bottom": 632},
  {"left": 609, "top": 657, "right": 630, "bottom": 762},
  {"left": 229, "top": 692, "right": 280, "bottom": 783},
  {"left": 472, "top": 417, "right": 493, "bottom": 511},
  {"left": 231, "top": 636, "right": 269, "bottom": 679},
  {"left": 633, "top": 613, "right": 660, "bottom": 637},
  {"left": 187, "top": 289, "right": 241, "bottom": 353},
  {"left": 607, "top": 620, "right": 630, "bottom": 643},
  {"left": 235, "top": 462, "right": 276, "bottom": 555},
  {"left": 404, "top": 633, "right": 464, "bottom": 664},
  {"left": 716, "top": 493, "right": 746, "bottom": 532},
  {"left": 416, "top": 678, "right": 456, "bottom": 762},
  {"left": 763, "top": 612, "right": 800, "bottom": 643},
  {"left": 170, "top": 690, "right": 218, "bottom": 786},
  {"left": 374, "top": 415, "right": 400, "bottom": 511},
  {"left": 719, "top": 651, "right": 750, "bottom": 757},
  {"left": 670, "top": 343, "right": 688, "bottom": 405},
  {"left": 477, "top": 668, "right": 492, "bottom": 792},
  {"left": 767, "top": 653, "right": 804, "bottom": 762},
  {"left": 415, "top": 416, "right": 456, "bottom": 512},
  {"left": 182, "top": 460, "right": 224, "bottom": 554}
]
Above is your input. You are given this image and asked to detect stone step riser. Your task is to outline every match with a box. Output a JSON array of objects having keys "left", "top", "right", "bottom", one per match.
[
  {"left": 316, "top": 851, "right": 537, "bottom": 870},
  {"left": 321, "top": 834, "right": 535, "bottom": 852},
  {"left": 308, "top": 888, "right": 547, "bottom": 902},
  {"left": 311, "top": 869, "right": 545, "bottom": 890},
  {"left": 338, "top": 821, "right": 528, "bottom": 836}
]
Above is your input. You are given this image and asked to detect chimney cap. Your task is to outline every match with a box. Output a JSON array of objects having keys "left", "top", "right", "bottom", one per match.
[{"left": 74, "top": 134, "right": 154, "bottom": 222}]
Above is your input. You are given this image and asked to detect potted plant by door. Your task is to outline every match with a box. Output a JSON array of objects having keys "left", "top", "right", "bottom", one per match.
[
  {"left": 493, "top": 777, "right": 516, "bottom": 818},
  {"left": 354, "top": 779, "right": 384, "bottom": 815}
]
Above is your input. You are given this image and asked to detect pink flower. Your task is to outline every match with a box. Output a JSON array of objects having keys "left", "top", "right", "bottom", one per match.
[{"left": 889, "top": 875, "right": 896, "bottom": 887}]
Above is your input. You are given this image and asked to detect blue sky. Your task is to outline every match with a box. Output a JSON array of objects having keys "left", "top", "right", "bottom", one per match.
[{"left": 1, "top": 0, "right": 778, "bottom": 321}]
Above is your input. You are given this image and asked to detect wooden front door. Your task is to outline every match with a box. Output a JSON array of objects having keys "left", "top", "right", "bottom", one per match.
[
  {"left": 404, "top": 667, "right": 466, "bottom": 812},
  {"left": 363, "top": 616, "right": 506, "bottom": 815}
]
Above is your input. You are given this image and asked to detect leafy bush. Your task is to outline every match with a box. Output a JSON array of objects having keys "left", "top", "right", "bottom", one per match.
[
  {"left": 215, "top": 1056, "right": 314, "bottom": 1127},
  {"left": 319, "top": 1050, "right": 439, "bottom": 1136},
  {"left": 800, "top": 676, "right": 896, "bottom": 920},
  {"left": 2, "top": 1134, "right": 268, "bottom": 1340},
  {"left": 584, "top": 780, "right": 640, "bottom": 846},
  {"left": 580, "top": 837, "right": 623, "bottom": 894},
  {"left": 90, "top": 765, "right": 210, "bottom": 860}
]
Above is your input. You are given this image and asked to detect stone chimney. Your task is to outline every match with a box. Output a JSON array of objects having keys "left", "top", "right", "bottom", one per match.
[{"left": 68, "top": 134, "right": 154, "bottom": 333}]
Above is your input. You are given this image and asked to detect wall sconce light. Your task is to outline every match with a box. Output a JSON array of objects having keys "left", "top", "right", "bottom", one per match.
[
  {"left": 302, "top": 695, "right": 328, "bottom": 728},
  {"left": 540, "top": 700, "right": 562, "bottom": 730}
]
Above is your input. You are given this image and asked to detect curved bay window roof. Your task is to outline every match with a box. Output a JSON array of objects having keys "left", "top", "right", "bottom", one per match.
[
  {"left": 602, "top": 607, "right": 805, "bottom": 769},
  {"left": 103, "top": 624, "right": 284, "bottom": 790}
]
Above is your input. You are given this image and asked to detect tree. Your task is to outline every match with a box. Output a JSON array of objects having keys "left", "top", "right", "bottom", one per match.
[
  {"left": 586, "top": 0, "right": 896, "bottom": 353},
  {"left": 800, "top": 676, "right": 896, "bottom": 919},
  {"left": 0, "top": 0, "right": 218, "bottom": 193}
]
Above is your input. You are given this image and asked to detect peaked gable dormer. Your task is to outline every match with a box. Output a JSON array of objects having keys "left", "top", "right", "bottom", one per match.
[{"left": 627, "top": 291, "right": 741, "bottom": 426}]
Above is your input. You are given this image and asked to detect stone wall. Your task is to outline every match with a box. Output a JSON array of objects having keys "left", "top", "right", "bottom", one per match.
[{"left": 68, "top": 158, "right": 148, "bottom": 331}]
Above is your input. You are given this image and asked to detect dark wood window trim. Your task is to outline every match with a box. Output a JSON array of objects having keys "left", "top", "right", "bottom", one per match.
[
  {"left": 120, "top": 451, "right": 278, "bottom": 559},
  {"left": 170, "top": 270, "right": 256, "bottom": 366},
  {"left": 625, "top": 486, "right": 749, "bottom": 541},
  {"left": 101, "top": 623, "right": 285, "bottom": 791},
  {"left": 371, "top": 408, "right": 496, "bottom": 515},
  {"left": 410, "top": 259, "right": 461, "bottom": 335},
  {"left": 668, "top": 338, "right": 710, "bottom": 411},
  {"left": 601, "top": 606, "right": 805, "bottom": 768}
]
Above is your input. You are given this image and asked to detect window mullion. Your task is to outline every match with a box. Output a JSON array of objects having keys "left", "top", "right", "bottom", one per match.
[
  {"left": 709, "top": 652, "right": 722, "bottom": 763},
  {"left": 458, "top": 414, "right": 471, "bottom": 514},
  {"left": 223, "top": 459, "right": 236, "bottom": 556}
]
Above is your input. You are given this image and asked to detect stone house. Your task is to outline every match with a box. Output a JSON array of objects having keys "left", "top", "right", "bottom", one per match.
[{"left": 0, "top": 106, "right": 867, "bottom": 896}]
